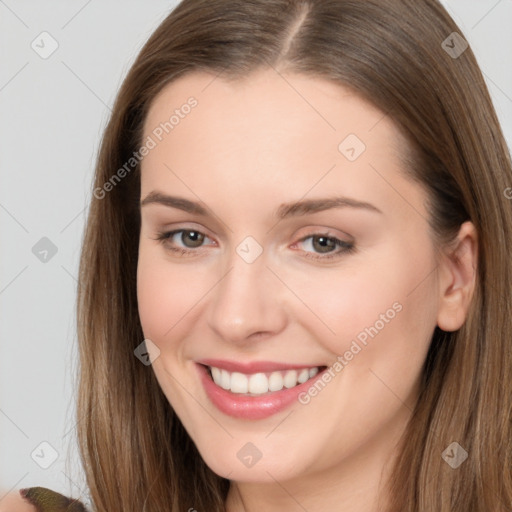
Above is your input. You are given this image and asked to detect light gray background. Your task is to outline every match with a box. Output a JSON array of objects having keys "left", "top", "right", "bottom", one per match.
[{"left": 1, "top": 0, "right": 511, "bottom": 504}]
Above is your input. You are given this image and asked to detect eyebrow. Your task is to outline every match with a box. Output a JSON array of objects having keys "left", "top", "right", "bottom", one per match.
[
  {"left": 141, "top": 191, "right": 208, "bottom": 215},
  {"left": 140, "top": 191, "right": 382, "bottom": 218}
]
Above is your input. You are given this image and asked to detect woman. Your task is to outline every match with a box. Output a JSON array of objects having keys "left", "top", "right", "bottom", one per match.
[{"left": 8, "top": 0, "right": 512, "bottom": 510}]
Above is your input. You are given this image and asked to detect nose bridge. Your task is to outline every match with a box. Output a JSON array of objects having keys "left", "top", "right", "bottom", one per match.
[{"left": 207, "top": 242, "right": 286, "bottom": 342}]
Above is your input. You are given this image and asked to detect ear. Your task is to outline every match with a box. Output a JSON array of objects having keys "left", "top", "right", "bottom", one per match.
[{"left": 436, "top": 221, "right": 478, "bottom": 332}]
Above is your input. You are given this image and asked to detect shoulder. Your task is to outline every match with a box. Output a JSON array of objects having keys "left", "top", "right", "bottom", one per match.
[
  {"left": 1, "top": 487, "right": 88, "bottom": 512},
  {"left": 0, "top": 491, "right": 36, "bottom": 512}
]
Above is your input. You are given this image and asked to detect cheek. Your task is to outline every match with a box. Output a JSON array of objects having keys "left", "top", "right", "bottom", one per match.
[
  {"left": 286, "top": 246, "right": 438, "bottom": 366},
  {"left": 136, "top": 248, "right": 199, "bottom": 401},
  {"left": 137, "top": 250, "right": 171, "bottom": 341},
  {"left": 136, "top": 246, "right": 204, "bottom": 343},
  {"left": 281, "top": 260, "right": 403, "bottom": 353}
]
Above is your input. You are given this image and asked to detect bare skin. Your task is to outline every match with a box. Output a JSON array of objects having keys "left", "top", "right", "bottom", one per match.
[
  {"left": 0, "top": 492, "right": 35, "bottom": 512},
  {"left": 136, "top": 68, "right": 477, "bottom": 511}
]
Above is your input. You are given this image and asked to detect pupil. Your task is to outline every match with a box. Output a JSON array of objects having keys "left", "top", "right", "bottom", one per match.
[
  {"left": 313, "top": 236, "right": 335, "bottom": 253},
  {"left": 184, "top": 231, "right": 204, "bottom": 247}
]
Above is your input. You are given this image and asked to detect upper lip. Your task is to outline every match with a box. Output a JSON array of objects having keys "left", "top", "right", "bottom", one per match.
[{"left": 196, "top": 358, "right": 325, "bottom": 374}]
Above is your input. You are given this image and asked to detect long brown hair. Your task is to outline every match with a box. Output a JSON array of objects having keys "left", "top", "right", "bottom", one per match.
[{"left": 76, "top": 0, "right": 512, "bottom": 510}]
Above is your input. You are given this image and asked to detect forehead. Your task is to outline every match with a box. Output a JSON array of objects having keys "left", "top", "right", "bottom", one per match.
[
  {"left": 143, "top": 68, "right": 405, "bottom": 152},
  {"left": 140, "top": 68, "right": 422, "bottom": 221}
]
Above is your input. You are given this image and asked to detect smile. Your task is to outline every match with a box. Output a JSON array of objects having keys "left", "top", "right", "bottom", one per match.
[
  {"left": 207, "top": 365, "right": 323, "bottom": 395},
  {"left": 195, "top": 360, "right": 328, "bottom": 420}
]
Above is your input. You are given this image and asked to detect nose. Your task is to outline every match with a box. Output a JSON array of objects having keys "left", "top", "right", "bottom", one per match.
[{"left": 207, "top": 247, "right": 288, "bottom": 345}]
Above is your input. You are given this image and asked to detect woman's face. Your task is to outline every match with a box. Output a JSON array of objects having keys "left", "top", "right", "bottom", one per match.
[{"left": 137, "top": 69, "right": 443, "bottom": 485}]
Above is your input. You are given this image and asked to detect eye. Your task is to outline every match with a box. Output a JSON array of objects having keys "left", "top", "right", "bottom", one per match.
[
  {"left": 293, "top": 233, "right": 355, "bottom": 260},
  {"left": 153, "top": 229, "right": 354, "bottom": 260},
  {"left": 154, "top": 229, "right": 215, "bottom": 255}
]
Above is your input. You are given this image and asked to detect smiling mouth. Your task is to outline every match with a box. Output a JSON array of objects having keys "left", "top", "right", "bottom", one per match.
[{"left": 203, "top": 364, "right": 328, "bottom": 396}]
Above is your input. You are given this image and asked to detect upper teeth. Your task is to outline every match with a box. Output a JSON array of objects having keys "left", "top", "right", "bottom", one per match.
[{"left": 209, "top": 366, "right": 320, "bottom": 395}]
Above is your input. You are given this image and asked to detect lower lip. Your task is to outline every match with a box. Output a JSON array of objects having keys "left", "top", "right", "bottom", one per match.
[{"left": 196, "top": 363, "right": 326, "bottom": 420}]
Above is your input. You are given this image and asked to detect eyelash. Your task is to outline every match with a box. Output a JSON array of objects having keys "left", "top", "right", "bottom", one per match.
[
  {"left": 154, "top": 229, "right": 355, "bottom": 261},
  {"left": 293, "top": 234, "right": 356, "bottom": 260}
]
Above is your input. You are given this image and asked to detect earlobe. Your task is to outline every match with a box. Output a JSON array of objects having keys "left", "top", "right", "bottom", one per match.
[{"left": 436, "top": 221, "right": 478, "bottom": 332}]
